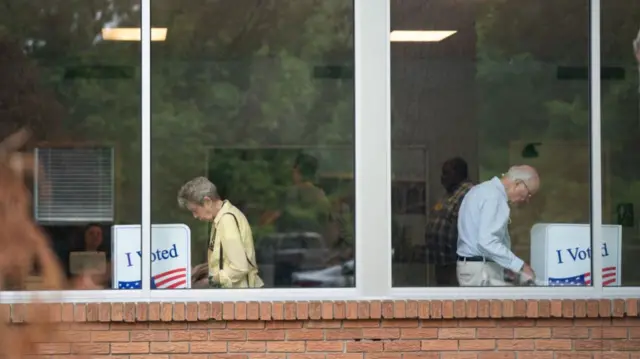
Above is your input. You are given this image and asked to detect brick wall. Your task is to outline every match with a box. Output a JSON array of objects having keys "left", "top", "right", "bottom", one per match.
[{"left": 5, "top": 299, "right": 639, "bottom": 359}]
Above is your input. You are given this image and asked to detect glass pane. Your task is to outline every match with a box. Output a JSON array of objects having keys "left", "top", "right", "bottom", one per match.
[
  {"left": 0, "top": 1, "right": 141, "bottom": 290},
  {"left": 151, "top": 0, "right": 355, "bottom": 289},
  {"left": 391, "top": 0, "right": 592, "bottom": 287},
  {"left": 602, "top": 1, "right": 640, "bottom": 286}
]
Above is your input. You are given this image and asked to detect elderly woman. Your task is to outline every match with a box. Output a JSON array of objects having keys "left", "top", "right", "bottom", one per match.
[{"left": 178, "top": 176, "right": 263, "bottom": 289}]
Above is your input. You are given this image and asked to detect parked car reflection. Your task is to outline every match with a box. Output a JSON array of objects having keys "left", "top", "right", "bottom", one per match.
[{"left": 291, "top": 259, "right": 354, "bottom": 287}]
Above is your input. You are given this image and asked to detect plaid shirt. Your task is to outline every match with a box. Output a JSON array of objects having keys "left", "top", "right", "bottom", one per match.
[{"left": 425, "top": 181, "right": 474, "bottom": 265}]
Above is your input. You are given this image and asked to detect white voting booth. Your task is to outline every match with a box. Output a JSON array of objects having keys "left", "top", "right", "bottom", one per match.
[
  {"left": 112, "top": 224, "right": 192, "bottom": 289},
  {"left": 530, "top": 223, "right": 622, "bottom": 286}
]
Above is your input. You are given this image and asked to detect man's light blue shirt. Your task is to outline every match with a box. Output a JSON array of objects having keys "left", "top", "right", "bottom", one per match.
[{"left": 456, "top": 176, "right": 524, "bottom": 273}]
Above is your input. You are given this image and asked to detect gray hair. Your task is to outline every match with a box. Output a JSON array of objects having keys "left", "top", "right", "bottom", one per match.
[
  {"left": 177, "top": 176, "right": 219, "bottom": 208},
  {"left": 505, "top": 165, "right": 539, "bottom": 185}
]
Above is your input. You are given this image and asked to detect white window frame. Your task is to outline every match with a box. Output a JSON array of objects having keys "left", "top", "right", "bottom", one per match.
[{"left": 1, "top": 0, "right": 636, "bottom": 304}]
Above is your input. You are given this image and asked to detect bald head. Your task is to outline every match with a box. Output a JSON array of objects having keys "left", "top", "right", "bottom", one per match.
[
  {"left": 506, "top": 165, "right": 539, "bottom": 188},
  {"left": 502, "top": 165, "right": 540, "bottom": 204}
]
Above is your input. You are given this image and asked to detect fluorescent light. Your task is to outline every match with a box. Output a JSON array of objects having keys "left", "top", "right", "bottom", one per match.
[
  {"left": 390, "top": 30, "right": 457, "bottom": 42},
  {"left": 102, "top": 28, "right": 167, "bottom": 42}
]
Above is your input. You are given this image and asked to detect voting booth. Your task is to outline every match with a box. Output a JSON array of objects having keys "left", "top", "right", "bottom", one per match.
[
  {"left": 112, "top": 224, "right": 192, "bottom": 289},
  {"left": 530, "top": 223, "right": 622, "bottom": 286}
]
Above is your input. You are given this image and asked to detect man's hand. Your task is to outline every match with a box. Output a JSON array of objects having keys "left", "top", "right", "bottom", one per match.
[{"left": 520, "top": 263, "right": 536, "bottom": 283}]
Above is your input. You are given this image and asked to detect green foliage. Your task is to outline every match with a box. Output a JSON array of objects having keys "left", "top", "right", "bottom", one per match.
[{"left": 1, "top": 0, "right": 355, "bottom": 265}]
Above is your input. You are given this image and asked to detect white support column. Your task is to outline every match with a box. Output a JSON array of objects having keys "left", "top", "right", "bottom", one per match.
[
  {"left": 354, "top": 0, "right": 392, "bottom": 297},
  {"left": 140, "top": 0, "right": 152, "bottom": 295},
  {"left": 589, "top": 0, "right": 603, "bottom": 293}
]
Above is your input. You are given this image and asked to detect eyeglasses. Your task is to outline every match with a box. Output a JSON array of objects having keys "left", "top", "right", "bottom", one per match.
[{"left": 518, "top": 180, "right": 533, "bottom": 199}]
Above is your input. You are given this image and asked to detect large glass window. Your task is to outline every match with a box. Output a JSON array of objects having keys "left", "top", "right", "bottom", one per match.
[
  {"left": 0, "top": 1, "right": 141, "bottom": 290},
  {"left": 602, "top": 1, "right": 640, "bottom": 286},
  {"left": 150, "top": 0, "right": 355, "bottom": 289},
  {"left": 391, "top": 0, "right": 594, "bottom": 287}
]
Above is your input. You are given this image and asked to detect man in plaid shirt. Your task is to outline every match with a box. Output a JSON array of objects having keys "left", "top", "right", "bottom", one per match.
[{"left": 425, "top": 157, "right": 473, "bottom": 286}]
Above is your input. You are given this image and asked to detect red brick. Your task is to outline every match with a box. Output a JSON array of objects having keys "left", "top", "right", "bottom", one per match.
[
  {"left": 210, "top": 329, "right": 247, "bottom": 341},
  {"left": 297, "top": 302, "right": 309, "bottom": 320},
  {"left": 327, "top": 355, "right": 365, "bottom": 359},
  {"left": 478, "top": 353, "right": 515, "bottom": 359},
  {"left": 406, "top": 301, "right": 419, "bottom": 318},
  {"left": 430, "top": 301, "right": 443, "bottom": 319},
  {"left": 497, "top": 339, "right": 534, "bottom": 350},
  {"left": 478, "top": 300, "right": 490, "bottom": 318},
  {"left": 439, "top": 352, "right": 477, "bottom": 359},
  {"left": 574, "top": 340, "right": 609, "bottom": 351},
  {"left": 382, "top": 301, "right": 394, "bottom": 318},
  {"left": 266, "top": 341, "right": 305, "bottom": 353},
  {"left": 197, "top": 302, "right": 210, "bottom": 321},
  {"left": 381, "top": 319, "right": 418, "bottom": 328},
  {"left": 346, "top": 341, "right": 383, "bottom": 352},
  {"left": 362, "top": 328, "right": 400, "bottom": 339},
  {"left": 334, "top": 302, "right": 346, "bottom": 319},
  {"left": 552, "top": 327, "right": 589, "bottom": 338},
  {"left": 345, "top": 301, "right": 358, "bottom": 319},
  {"left": 550, "top": 300, "right": 563, "bottom": 317},
  {"left": 592, "top": 326, "right": 628, "bottom": 339},
  {"left": 517, "top": 352, "right": 553, "bottom": 359},
  {"left": 513, "top": 300, "right": 527, "bottom": 317},
  {"left": 247, "top": 329, "right": 285, "bottom": 341},
  {"left": 150, "top": 342, "right": 189, "bottom": 354},
  {"left": 309, "top": 302, "right": 322, "bottom": 320},
  {"left": 235, "top": 302, "right": 247, "bottom": 321},
  {"left": 327, "top": 329, "right": 364, "bottom": 340},
  {"left": 442, "top": 301, "right": 454, "bottom": 319},
  {"left": 8, "top": 300, "right": 640, "bottom": 359},
  {"left": 459, "top": 339, "right": 495, "bottom": 351},
  {"left": 383, "top": 340, "right": 421, "bottom": 351},
  {"left": 439, "top": 328, "right": 476, "bottom": 339},
  {"left": 322, "top": 302, "right": 334, "bottom": 320},
  {"left": 272, "top": 302, "right": 284, "bottom": 320},
  {"left": 627, "top": 299, "right": 639, "bottom": 316},
  {"left": 71, "top": 343, "right": 109, "bottom": 354},
  {"left": 190, "top": 342, "right": 227, "bottom": 353},
  {"left": 454, "top": 301, "right": 466, "bottom": 318},
  {"left": 610, "top": 340, "right": 640, "bottom": 351},
  {"left": 287, "top": 329, "right": 324, "bottom": 340},
  {"left": 366, "top": 301, "right": 378, "bottom": 319},
  {"left": 401, "top": 328, "right": 438, "bottom": 339},
  {"left": 229, "top": 341, "right": 267, "bottom": 353},
  {"left": 502, "top": 300, "right": 514, "bottom": 318},
  {"left": 477, "top": 328, "right": 513, "bottom": 338},
  {"left": 490, "top": 300, "right": 502, "bottom": 318},
  {"left": 131, "top": 330, "right": 170, "bottom": 342},
  {"left": 247, "top": 302, "right": 260, "bottom": 320},
  {"left": 91, "top": 331, "right": 130, "bottom": 342},
  {"left": 534, "top": 339, "right": 572, "bottom": 350},
  {"left": 172, "top": 303, "right": 186, "bottom": 321},
  {"left": 418, "top": 301, "right": 430, "bottom": 319},
  {"left": 515, "top": 328, "right": 550, "bottom": 338},
  {"left": 307, "top": 341, "right": 344, "bottom": 352},
  {"left": 421, "top": 340, "right": 458, "bottom": 351},
  {"left": 111, "top": 343, "right": 150, "bottom": 354}
]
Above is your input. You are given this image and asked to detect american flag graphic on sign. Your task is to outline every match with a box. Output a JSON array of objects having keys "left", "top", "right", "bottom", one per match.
[
  {"left": 118, "top": 267, "right": 187, "bottom": 289},
  {"left": 153, "top": 267, "right": 187, "bottom": 289},
  {"left": 602, "top": 266, "right": 617, "bottom": 286},
  {"left": 548, "top": 266, "right": 617, "bottom": 286}
]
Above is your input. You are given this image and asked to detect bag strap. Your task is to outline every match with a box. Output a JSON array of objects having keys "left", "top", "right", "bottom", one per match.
[{"left": 215, "top": 212, "right": 257, "bottom": 271}]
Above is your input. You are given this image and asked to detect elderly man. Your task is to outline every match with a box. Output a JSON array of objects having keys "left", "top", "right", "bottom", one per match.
[
  {"left": 178, "top": 176, "right": 263, "bottom": 289},
  {"left": 456, "top": 165, "right": 539, "bottom": 286}
]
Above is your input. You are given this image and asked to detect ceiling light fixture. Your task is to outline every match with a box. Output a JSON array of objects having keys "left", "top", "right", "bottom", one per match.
[
  {"left": 102, "top": 28, "right": 168, "bottom": 42},
  {"left": 390, "top": 30, "right": 457, "bottom": 42}
]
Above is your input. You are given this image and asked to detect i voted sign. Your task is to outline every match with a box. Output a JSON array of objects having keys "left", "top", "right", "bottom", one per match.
[
  {"left": 530, "top": 223, "right": 621, "bottom": 286},
  {"left": 112, "top": 224, "right": 192, "bottom": 289}
]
